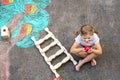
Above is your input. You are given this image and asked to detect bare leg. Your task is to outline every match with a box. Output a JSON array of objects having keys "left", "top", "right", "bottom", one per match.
[
  {"left": 75, "top": 60, "right": 82, "bottom": 71},
  {"left": 75, "top": 53, "right": 97, "bottom": 71},
  {"left": 91, "top": 59, "right": 97, "bottom": 66}
]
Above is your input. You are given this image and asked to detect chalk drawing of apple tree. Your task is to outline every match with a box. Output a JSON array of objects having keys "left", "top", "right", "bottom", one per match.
[{"left": 0, "top": 0, "right": 51, "bottom": 80}]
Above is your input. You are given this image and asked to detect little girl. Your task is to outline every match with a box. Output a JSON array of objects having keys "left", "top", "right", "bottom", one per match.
[{"left": 70, "top": 24, "right": 102, "bottom": 71}]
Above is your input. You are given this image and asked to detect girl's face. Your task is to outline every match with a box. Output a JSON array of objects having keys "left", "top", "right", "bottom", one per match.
[{"left": 82, "top": 34, "right": 93, "bottom": 43}]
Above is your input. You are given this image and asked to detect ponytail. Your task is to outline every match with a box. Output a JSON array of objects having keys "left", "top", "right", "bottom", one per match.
[
  {"left": 75, "top": 31, "right": 80, "bottom": 36},
  {"left": 93, "top": 28, "right": 98, "bottom": 34}
]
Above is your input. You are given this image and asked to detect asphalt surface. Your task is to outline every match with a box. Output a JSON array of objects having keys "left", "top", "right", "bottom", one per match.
[{"left": 9, "top": 0, "right": 120, "bottom": 80}]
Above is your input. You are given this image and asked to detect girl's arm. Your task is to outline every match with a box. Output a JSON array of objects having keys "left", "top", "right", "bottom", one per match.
[
  {"left": 70, "top": 42, "right": 84, "bottom": 53},
  {"left": 88, "top": 42, "right": 102, "bottom": 55}
]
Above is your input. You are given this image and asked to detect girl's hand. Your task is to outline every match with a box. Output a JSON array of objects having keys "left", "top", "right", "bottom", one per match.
[
  {"left": 81, "top": 48, "right": 85, "bottom": 52},
  {"left": 87, "top": 48, "right": 94, "bottom": 53}
]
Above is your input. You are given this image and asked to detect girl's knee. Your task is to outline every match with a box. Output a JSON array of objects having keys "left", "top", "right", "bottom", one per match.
[{"left": 91, "top": 53, "right": 98, "bottom": 58}]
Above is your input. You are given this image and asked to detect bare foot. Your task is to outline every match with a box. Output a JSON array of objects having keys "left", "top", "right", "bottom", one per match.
[
  {"left": 91, "top": 59, "right": 97, "bottom": 66},
  {"left": 75, "top": 60, "right": 82, "bottom": 71}
]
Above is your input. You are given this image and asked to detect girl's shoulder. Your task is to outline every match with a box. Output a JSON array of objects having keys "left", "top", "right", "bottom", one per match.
[
  {"left": 93, "top": 33, "right": 100, "bottom": 41},
  {"left": 93, "top": 33, "right": 99, "bottom": 37},
  {"left": 76, "top": 34, "right": 81, "bottom": 38}
]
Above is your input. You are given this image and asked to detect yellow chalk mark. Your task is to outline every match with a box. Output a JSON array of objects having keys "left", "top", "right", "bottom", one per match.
[
  {"left": 9, "top": 0, "right": 14, "bottom": 3},
  {"left": 26, "top": 24, "right": 32, "bottom": 35},
  {"left": 31, "top": 5, "right": 38, "bottom": 14}
]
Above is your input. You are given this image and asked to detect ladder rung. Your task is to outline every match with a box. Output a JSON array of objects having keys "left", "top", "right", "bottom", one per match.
[
  {"left": 37, "top": 33, "right": 53, "bottom": 44},
  {"left": 48, "top": 49, "right": 65, "bottom": 62},
  {"left": 53, "top": 56, "right": 70, "bottom": 70},
  {"left": 42, "top": 41, "right": 57, "bottom": 52}
]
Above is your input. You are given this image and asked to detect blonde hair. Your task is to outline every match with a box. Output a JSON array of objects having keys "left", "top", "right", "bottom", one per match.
[{"left": 75, "top": 24, "right": 98, "bottom": 36}]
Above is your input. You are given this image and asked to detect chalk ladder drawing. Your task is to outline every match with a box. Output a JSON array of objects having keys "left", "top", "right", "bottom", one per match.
[{"left": 31, "top": 28, "right": 77, "bottom": 78}]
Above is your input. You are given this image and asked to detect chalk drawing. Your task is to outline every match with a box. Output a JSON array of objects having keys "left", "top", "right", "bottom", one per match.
[{"left": 0, "top": 0, "right": 51, "bottom": 80}]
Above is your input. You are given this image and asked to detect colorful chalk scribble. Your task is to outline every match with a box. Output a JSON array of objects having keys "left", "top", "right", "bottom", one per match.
[
  {"left": 0, "top": 0, "right": 51, "bottom": 80},
  {"left": 0, "top": 0, "right": 51, "bottom": 48}
]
